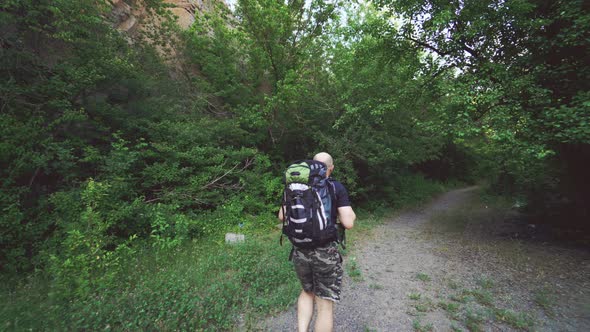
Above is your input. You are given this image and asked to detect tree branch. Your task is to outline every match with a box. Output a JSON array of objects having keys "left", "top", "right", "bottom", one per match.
[
  {"left": 404, "top": 35, "right": 450, "bottom": 57},
  {"left": 200, "top": 158, "right": 254, "bottom": 190},
  {"left": 28, "top": 167, "right": 40, "bottom": 187}
]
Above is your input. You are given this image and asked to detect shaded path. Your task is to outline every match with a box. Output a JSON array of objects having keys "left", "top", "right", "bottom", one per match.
[{"left": 261, "top": 187, "right": 590, "bottom": 331}]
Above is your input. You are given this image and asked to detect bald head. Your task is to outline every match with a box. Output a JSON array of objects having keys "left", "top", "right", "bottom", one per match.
[{"left": 313, "top": 152, "right": 334, "bottom": 168}]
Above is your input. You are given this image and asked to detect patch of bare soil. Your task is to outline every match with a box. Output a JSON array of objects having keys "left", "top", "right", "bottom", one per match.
[{"left": 261, "top": 187, "right": 590, "bottom": 331}]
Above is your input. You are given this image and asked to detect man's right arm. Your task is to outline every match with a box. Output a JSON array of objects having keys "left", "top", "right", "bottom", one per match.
[{"left": 333, "top": 181, "right": 355, "bottom": 229}]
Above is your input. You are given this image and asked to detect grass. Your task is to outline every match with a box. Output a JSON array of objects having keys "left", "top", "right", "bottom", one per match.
[
  {"left": 494, "top": 308, "right": 535, "bottom": 330},
  {"left": 447, "top": 279, "right": 460, "bottom": 290},
  {"left": 414, "top": 302, "right": 433, "bottom": 313},
  {"left": 346, "top": 256, "right": 363, "bottom": 281},
  {"left": 438, "top": 301, "right": 461, "bottom": 317},
  {"left": 412, "top": 318, "right": 434, "bottom": 332},
  {"left": 436, "top": 278, "right": 537, "bottom": 331},
  {"left": 390, "top": 174, "right": 449, "bottom": 209},
  {"left": 534, "top": 287, "right": 556, "bottom": 313},
  {"left": 410, "top": 296, "right": 435, "bottom": 313},
  {"left": 369, "top": 283, "right": 384, "bottom": 290},
  {"left": 347, "top": 208, "right": 392, "bottom": 241},
  {"left": 464, "top": 307, "right": 488, "bottom": 332},
  {"left": 450, "top": 292, "right": 471, "bottom": 304},
  {"left": 416, "top": 272, "right": 431, "bottom": 282},
  {"left": 0, "top": 232, "right": 300, "bottom": 331},
  {"left": 464, "top": 288, "right": 495, "bottom": 306},
  {"left": 476, "top": 276, "right": 495, "bottom": 289},
  {"left": 409, "top": 292, "right": 422, "bottom": 300}
]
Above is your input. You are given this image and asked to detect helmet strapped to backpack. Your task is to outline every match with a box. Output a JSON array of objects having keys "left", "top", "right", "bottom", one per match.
[{"left": 281, "top": 160, "right": 338, "bottom": 249}]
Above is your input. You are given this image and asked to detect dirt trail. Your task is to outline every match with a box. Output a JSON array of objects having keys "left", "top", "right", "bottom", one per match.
[{"left": 262, "top": 187, "right": 590, "bottom": 331}]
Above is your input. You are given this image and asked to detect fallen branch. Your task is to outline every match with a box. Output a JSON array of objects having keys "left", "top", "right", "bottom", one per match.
[{"left": 200, "top": 158, "right": 254, "bottom": 190}]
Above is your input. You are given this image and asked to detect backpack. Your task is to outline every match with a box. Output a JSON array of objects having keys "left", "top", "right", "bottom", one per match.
[{"left": 281, "top": 160, "right": 338, "bottom": 249}]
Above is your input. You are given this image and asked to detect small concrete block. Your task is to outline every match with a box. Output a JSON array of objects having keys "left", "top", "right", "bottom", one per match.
[{"left": 225, "top": 233, "right": 245, "bottom": 244}]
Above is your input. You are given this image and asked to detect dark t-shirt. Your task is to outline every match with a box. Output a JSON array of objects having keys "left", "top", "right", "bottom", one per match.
[{"left": 329, "top": 178, "right": 351, "bottom": 208}]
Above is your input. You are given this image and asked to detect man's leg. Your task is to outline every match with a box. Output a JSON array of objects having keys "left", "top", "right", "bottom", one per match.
[
  {"left": 314, "top": 296, "right": 334, "bottom": 332},
  {"left": 297, "top": 290, "right": 314, "bottom": 332}
]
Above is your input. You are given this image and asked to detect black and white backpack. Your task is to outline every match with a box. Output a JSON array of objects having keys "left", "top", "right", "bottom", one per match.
[{"left": 281, "top": 160, "right": 338, "bottom": 249}]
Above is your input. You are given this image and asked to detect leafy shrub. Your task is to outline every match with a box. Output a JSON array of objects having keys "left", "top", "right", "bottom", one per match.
[
  {"left": 47, "top": 179, "right": 137, "bottom": 299},
  {"left": 392, "top": 173, "right": 446, "bottom": 208}
]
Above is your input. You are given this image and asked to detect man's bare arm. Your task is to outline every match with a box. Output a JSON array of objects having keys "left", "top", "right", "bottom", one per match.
[
  {"left": 338, "top": 206, "right": 356, "bottom": 229},
  {"left": 278, "top": 206, "right": 285, "bottom": 221}
]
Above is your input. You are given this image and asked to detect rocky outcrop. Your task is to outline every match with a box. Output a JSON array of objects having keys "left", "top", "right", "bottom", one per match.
[
  {"left": 108, "top": 0, "right": 228, "bottom": 94},
  {"left": 110, "top": 0, "right": 224, "bottom": 33},
  {"left": 110, "top": 0, "right": 143, "bottom": 34},
  {"left": 166, "top": 0, "right": 199, "bottom": 30}
]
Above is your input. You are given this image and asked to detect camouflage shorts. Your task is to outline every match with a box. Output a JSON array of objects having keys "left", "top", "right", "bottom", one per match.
[{"left": 292, "top": 242, "right": 343, "bottom": 302}]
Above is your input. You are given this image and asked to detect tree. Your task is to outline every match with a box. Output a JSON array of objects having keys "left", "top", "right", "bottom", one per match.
[{"left": 375, "top": 0, "right": 590, "bottom": 225}]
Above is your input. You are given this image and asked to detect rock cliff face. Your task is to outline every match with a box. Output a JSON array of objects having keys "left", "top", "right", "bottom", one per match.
[
  {"left": 111, "top": 0, "right": 141, "bottom": 33},
  {"left": 111, "top": 0, "right": 223, "bottom": 33},
  {"left": 109, "top": 0, "right": 227, "bottom": 74}
]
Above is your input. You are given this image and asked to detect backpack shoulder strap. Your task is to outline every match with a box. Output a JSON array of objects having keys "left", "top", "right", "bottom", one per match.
[
  {"left": 326, "top": 179, "right": 338, "bottom": 222},
  {"left": 327, "top": 178, "right": 337, "bottom": 202},
  {"left": 327, "top": 179, "right": 346, "bottom": 249},
  {"left": 279, "top": 182, "right": 289, "bottom": 246}
]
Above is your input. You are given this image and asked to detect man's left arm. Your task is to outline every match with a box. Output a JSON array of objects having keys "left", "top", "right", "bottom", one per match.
[
  {"left": 278, "top": 206, "right": 286, "bottom": 221},
  {"left": 338, "top": 206, "right": 355, "bottom": 229}
]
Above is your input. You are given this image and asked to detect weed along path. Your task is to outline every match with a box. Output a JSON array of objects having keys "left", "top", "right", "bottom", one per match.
[{"left": 261, "top": 187, "right": 590, "bottom": 331}]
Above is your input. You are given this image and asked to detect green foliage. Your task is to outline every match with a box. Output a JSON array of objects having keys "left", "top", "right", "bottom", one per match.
[
  {"left": 374, "top": 0, "right": 590, "bottom": 227},
  {"left": 416, "top": 272, "right": 431, "bottom": 282},
  {"left": 346, "top": 256, "right": 363, "bottom": 281},
  {"left": 323, "top": 4, "right": 452, "bottom": 196},
  {"left": 236, "top": 0, "right": 340, "bottom": 85},
  {"left": 0, "top": 0, "right": 284, "bottom": 274},
  {"left": 438, "top": 301, "right": 460, "bottom": 315},
  {"left": 494, "top": 308, "right": 535, "bottom": 330},
  {"left": 463, "top": 288, "right": 494, "bottom": 306},
  {"left": 437, "top": 279, "right": 538, "bottom": 331},
  {"left": 184, "top": 3, "right": 258, "bottom": 108},
  {"left": 47, "top": 179, "right": 138, "bottom": 299},
  {"left": 412, "top": 318, "right": 434, "bottom": 332},
  {"left": 476, "top": 276, "right": 495, "bottom": 290},
  {"left": 1, "top": 234, "right": 299, "bottom": 330},
  {"left": 413, "top": 297, "right": 435, "bottom": 312},
  {"left": 0, "top": 0, "right": 182, "bottom": 271},
  {"left": 391, "top": 174, "right": 447, "bottom": 208},
  {"left": 534, "top": 287, "right": 556, "bottom": 313},
  {"left": 149, "top": 204, "right": 188, "bottom": 250},
  {"left": 464, "top": 306, "right": 489, "bottom": 332}
]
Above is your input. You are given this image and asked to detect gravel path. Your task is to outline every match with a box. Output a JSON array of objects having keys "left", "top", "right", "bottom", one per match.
[{"left": 261, "top": 187, "right": 590, "bottom": 331}]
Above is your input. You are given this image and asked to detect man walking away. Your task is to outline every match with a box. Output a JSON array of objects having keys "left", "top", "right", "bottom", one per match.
[{"left": 278, "top": 152, "right": 356, "bottom": 332}]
